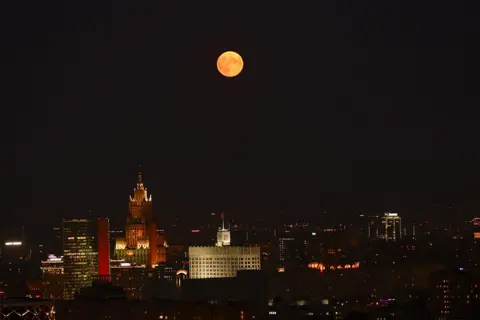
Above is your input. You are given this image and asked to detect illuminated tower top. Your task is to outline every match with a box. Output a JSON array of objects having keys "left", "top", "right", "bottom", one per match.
[
  {"left": 130, "top": 171, "right": 152, "bottom": 203},
  {"left": 216, "top": 212, "right": 231, "bottom": 247},
  {"left": 382, "top": 212, "right": 402, "bottom": 242},
  {"left": 128, "top": 171, "right": 153, "bottom": 224}
]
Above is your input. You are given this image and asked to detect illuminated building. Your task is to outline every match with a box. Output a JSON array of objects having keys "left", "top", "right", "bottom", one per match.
[
  {"left": 277, "top": 231, "right": 323, "bottom": 269},
  {"left": 153, "top": 262, "right": 175, "bottom": 282},
  {"left": 0, "top": 234, "right": 33, "bottom": 297},
  {"left": 430, "top": 268, "right": 480, "bottom": 319},
  {"left": 41, "top": 255, "right": 63, "bottom": 275},
  {"left": 41, "top": 254, "right": 64, "bottom": 299},
  {"left": 114, "top": 172, "right": 166, "bottom": 268},
  {"left": 189, "top": 246, "right": 261, "bottom": 279},
  {"left": 366, "top": 215, "right": 381, "bottom": 239},
  {"left": 189, "top": 214, "right": 261, "bottom": 279},
  {"left": 109, "top": 259, "right": 146, "bottom": 300},
  {"left": 382, "top": 212, "right": 402, "bottom": 241},
  {"left": 1, "top": 240, "right": 30, "bottom": 262},
  {"left": 62, "top": 218, "right": 110, "bottom": 300},
  {"left": 278, "top": 236, "right": 294, "bottom": 262},
  {"left": 216, "top": 212, "right": 231, "bottom": 247}
]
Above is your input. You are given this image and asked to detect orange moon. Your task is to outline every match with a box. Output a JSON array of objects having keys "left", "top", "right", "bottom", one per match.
[{"left": 217, "top": 51, "right": 244, "bottom": 78}]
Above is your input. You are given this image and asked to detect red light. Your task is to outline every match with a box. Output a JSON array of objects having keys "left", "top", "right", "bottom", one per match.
[
  {"left": 191, "top": 229, "right": 200, "bottom": 233},
  {"left": 97, "top": 218, "right": 110, "bottom": 277}
]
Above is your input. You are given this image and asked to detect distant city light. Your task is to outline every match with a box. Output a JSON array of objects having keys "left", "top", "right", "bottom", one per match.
[
  {"left": 5, "top": 241, "right": 22, "bottom": 246},
  {"left": 47, "top": 254, "right": 62, "bottom": 261},
  {"left": 384, "top": 212, "right": 398, "bottom": 217},
  {"left": 473, "top": 217, "right": 480, "bottom": 226}
]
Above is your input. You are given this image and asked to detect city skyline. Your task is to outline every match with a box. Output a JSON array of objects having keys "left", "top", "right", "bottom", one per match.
[{"left": 1, "top": 0, "right": 476, "bottom": 318}]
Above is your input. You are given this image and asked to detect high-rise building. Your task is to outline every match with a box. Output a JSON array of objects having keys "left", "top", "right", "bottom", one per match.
[
  {"left": 41, "top": 254, "right": 64, "bottom": 299},
  {"left": 62, "top": 218, "right": 110, "bottom": 300},
  {"left": 0, "top": 240, "right": 30, "bottom": 262},
  {"left": 0, "top": 239, "right": 32, "bottom": 298},
  {"left": 430, "top": 268, "right": 480, "bottom": 319},
  {"left": 110, "top": 260, "right": 147, "bottom": 300},
  {"left": 365, "top": 215, "right": 381, "bottom": 240},
  {"left": 277, "top": 231, "right": 324, "bottom": 269},
  {"left": 114, "top": 172, "right": 166, "bottom": 268},
  {"left": 382, "top": 212, "right": 402, "bottom": 242}
]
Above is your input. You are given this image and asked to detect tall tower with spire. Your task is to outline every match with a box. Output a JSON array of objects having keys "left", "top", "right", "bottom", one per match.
[
  {"left": 125, "top": 171, "right": 153, "bottom": 247},
  {"left": 216, "top": 212, "right": 231, "bottom": 247},
  {"left": 114, "top": 170, "right": 166, "bottom": 268}
]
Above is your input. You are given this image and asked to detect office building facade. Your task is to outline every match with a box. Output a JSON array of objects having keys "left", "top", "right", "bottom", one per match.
[
  {"left": 62, "top": 218, "right": 110, "bottom": 299},
  {"left": 189, "top": 246, "right": 261, "bottom": 279}
]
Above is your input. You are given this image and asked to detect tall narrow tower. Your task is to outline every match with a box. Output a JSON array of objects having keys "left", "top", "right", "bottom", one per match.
[
  {"left": 216, "top": 212, "right": 231, "bottom": 247},
  {"left": 126, "top": 171, "right": 153, "bottom": 247},
  {"left": 115, "top": 170, "right": 164, "bottom": 268}
]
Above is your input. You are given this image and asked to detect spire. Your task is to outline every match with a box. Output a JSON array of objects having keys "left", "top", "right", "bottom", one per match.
[
  {"left": 135, "top": 166, "right": 146, "bottom": 192},
  {"left": 137, "top": 165, "right": 142, "bottom": 183},
  {"left": 216, "top": 212, "right": 231, "bottom": 247}
]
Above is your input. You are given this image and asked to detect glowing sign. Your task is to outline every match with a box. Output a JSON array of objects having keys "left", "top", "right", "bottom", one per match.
[
  {"left": 5, "top": 242, "right": 22, "bottom": 246},
  {"left": 191, "top": 229, "right": 200, "bottom": 233},
  {"left": 384, "top": 212, "right": 398, "bottom": 217},
  {"left": 474, "top": 232, "right": 480, "bottom": 239},
  {"left": 120, "top": 262, "right": 131, "bottom": 267}
]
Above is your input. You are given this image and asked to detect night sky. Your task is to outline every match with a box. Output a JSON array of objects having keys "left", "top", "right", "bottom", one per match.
[{"left": 4, "top": 1, "right": 476, "bottom": 230}]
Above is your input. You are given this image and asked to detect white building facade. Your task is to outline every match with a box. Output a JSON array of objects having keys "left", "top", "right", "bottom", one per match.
[{"left": 188, "top": 246, "right": 261, "bottom": 279}]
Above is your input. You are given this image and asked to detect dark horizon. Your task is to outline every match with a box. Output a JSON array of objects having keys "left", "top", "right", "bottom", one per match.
[{"left": 4, "top": 1, "right": 474, "bottom": 228}]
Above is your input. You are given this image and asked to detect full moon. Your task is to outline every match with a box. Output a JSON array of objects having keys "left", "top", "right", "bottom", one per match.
[{"left": 217, "top": 51, "right": 244, "bottom": 78}]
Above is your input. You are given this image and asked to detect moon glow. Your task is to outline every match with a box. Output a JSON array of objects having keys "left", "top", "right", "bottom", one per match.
[{"left": 217, "top": 51, "right": 244, "bottom": 78}]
